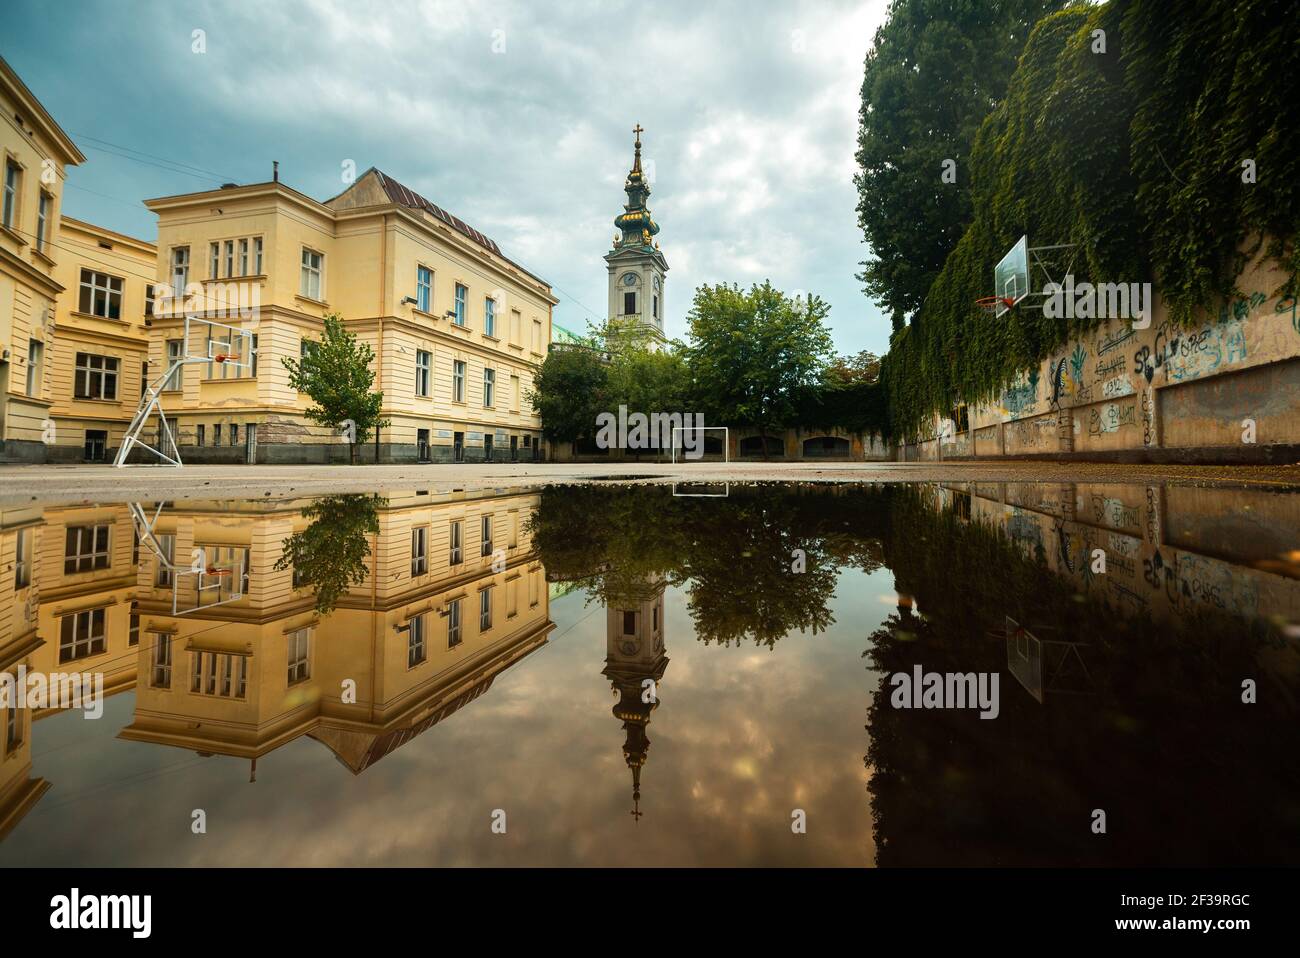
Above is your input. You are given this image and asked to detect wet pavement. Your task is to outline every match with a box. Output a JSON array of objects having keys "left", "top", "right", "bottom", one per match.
[{"left": 1, "top": 481, "right": 1297, "bottom": 865}]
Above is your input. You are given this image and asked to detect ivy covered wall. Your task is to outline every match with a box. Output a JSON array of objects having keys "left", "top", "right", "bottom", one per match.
[{"left": 879, "top": 0, "right": 1300, "bottom": 439}]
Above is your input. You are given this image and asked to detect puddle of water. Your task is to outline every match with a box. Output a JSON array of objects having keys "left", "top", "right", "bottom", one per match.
[{"left": 1, "top": 481, "right": 1298, "bottom": 866}]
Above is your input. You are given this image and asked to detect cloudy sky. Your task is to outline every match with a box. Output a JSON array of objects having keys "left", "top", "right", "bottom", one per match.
[{"left": 4, "top": 0, "right": 892, "bottom": 355}]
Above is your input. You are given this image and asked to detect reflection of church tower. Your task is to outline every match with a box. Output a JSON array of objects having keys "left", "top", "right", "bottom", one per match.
[
  {"left": 602, "top": 574, "right": 668, "bottom": 821},
  {"left": 605, "top": 124, "right": 668, "bottom": 345}
]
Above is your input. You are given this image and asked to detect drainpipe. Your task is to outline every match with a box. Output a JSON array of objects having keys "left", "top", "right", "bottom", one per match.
[{"left": 375, "top": 213, "right": 389, "bottom": 464}]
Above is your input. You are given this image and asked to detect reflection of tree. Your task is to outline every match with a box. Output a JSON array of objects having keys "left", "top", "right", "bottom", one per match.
[
  {"left": 530, "top": 484, "right": 890, "bottom": 647},
  {"left": 274, "top": 494, "right": 384, "bottom": 614}
]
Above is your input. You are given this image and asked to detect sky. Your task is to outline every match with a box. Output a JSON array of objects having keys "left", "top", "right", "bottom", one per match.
[{"left": 3, "top": 0, "right": 892, "bottom": 356}]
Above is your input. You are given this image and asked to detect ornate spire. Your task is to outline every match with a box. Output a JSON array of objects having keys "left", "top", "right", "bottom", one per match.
[{"left": 613, "top": 123, "right": 659, "bottom": 249}]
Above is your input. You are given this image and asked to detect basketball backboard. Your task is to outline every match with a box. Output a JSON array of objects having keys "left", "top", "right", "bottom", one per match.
[{"left": 994, "top": 236, "right": 1029, "bottom": 317}]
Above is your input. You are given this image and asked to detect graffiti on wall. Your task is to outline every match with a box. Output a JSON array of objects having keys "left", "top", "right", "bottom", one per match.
[{"left": 1087, "top": 401, "right": 1137, "bottom": 436}]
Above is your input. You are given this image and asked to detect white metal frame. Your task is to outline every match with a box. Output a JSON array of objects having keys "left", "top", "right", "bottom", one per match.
[
  {"left": 129, "top": 502, "right": 246, "bottom": 614},
  {"left": 993, "top": 235, "right": 1078, "bottom": 317},
  {"left": 670, "top": 425, "right": 729, "bottom": 464},
  {"left": 115, "top": 315, "right": 254, "bottom": 467}
]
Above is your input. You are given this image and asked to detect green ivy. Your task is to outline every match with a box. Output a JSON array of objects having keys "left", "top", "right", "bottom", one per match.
[{"left": 880, "top": 0, "right": 1299, "bottom": 438}]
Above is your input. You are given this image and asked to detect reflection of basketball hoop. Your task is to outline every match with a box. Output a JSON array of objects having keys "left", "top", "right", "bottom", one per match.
[
  {"left": 213, "top": 354, "right": 228, "bottom": 364},
  {"left": 205, "top": 567, "right": 231, "bottom": 577},
  {"left": 976, "top": 295, "right": 1017, "bottom": 314}
]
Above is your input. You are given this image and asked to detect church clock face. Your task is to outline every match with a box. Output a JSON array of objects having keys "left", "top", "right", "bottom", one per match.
[{"left": 622, "top": 272, "right": 639, "bottom": 287}]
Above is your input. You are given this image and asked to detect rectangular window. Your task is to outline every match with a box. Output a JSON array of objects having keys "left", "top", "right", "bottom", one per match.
[
  {"left": 78, "top": 270, "right": 125, "bottom": 319},
  {"left": 196, "top": 424, "right": 205, "bottom": 446},
  {"left": 507, "top": 578, "right": 519, "bottom": 618},
  {"left": 480, "top": 515, "right": 493, "bottom": 557},
  {"left": 485, "top": 297, "right": 496, "bottom": 337},
  {"left": 511, "top": 375, "right": 520, "bottom": 413},
  {"left": 411, "top": 526, "right": 428, "bottom": 576},
  {"left": 26, "top": 339, "right": 42, "bottom": 397},
  {"left": 300, "top": 248, "right": 323, "bottom": 299},
  {"left": 59, "top": 608, "right": 106, "bottom": 663},
  {"left": 408, "top": 614, "right": 427, "bottom": 667},
  {"left": 155, "top": 533, "right": 175, "bottom": 587},
  {"left": 2, "top": 160, "right": 20, "bottom": 229},
  {"left": 74, "top": 352, "right": 120, "bottom": 400},
  {"left": 165, "top": 339, "right": 183, "bottom": 390},
  {"left": 36, "top": 191, "right": 50, "bottom": 252},
  {"left": 150, "top": 633, "right": 173, "bottom": 688},
  {"left": 623, "top": 611, "right": 636, "bottom": 636},
  {"left": 223, "top": 240, "right": 235, "bottom": 278},
  {"left": 448, "top": 598, "right": 462, "bottom": 648},
  {"left": 14, "top": 528, "right": 31, "bottom": 588},
  {"left": 417, "top": 266, "right": 432, "bottom": 312},
  {"left": 238, "top": 238, "right": 249, "bottom": 276},
  {"left": 129, "top": 607, "right": 140, "bottom": 646},
  {"left": 624, "top": 292, "right": 636, "bottom": 315},
  {"left": 454, "top": 283, "right": 467, "bottom": 326},
  {"left": 653, "top": 294, "right": 659, "bottom": 319},
  {"left": 214, "top": 424, "right": 222, "bottom": 446},
  {"left": 64, "top": 524, "right": 110, "bottom": 574},
  {"left": 253, "top": 237, "right": 263, "bottom": 275},
  {"left": 449, "top": 520, "right": 462, "bottom": 565},
  {"left": 452, "top": 360, "right": 465, "bottom": 402},
  {"left": 415, "top": 350, "right": 431, "bottom": 397},
  {"left": 532, "top": 319, "right": 542, "bottom": 353},
  {"left": 511, "top": 310, "right": 521, "bottom": 346},
  {"left": 5, "top": 694, "right": 18, "bottom": 754},
  {"left": 230, "top": 423, "right": 239, "bottom": 446},
  {"left": 171, "top": 246, "right": 190, "bottom": 298},
  {"left": 287, "top": 628, "right": 311, "bottom": 684},
  {"left": 483, "top": 368, "right": 495, "bottom": 407},
  {"left": 250, "top": 334, "right": 258, "bottom": 377},
  {"left": 210, "top": 242, "right": 220, "bottom": 279},
  {"left": 145, "top": 284, "right": 156, "bottom": 319},
  {"left": 84, "top": 430, "right": 107, "bottom": 462},
  {"left": 480, "top": 587, "right": 493, "bottom": 632}
]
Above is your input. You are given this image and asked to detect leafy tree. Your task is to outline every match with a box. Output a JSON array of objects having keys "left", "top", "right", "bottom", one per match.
[
  {"left": 281, "top": 313, "right": 388, "bottom": 462},
  {"left": 685, "top": 281, "right": 834, "bottom": 458},
  {"left": 274, "top": 494, "right": 384, "bottom": 614},
  {"left": 527, "top": 344, "right": 609, "bottom": 444},
  {"left": 854, "top": 0, "right": 1066, "bottom": 331}
]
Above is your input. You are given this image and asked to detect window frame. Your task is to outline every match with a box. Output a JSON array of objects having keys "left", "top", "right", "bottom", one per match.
[{"left": 300, "top": 247, "right": 324, "bottom": 300}]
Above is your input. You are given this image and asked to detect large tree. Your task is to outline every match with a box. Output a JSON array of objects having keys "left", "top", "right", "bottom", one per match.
[
  {"left": 274, "top": 494, "right": 384, "bottom": 614},
  {"left": 854, "top": 0, "right": 1065, "bottom": 331},
  {"left": 685, "top": 281, "right": 834, "bottom": 456},
  {"left": 281, "top": 313, "right": 388, "bottom": 462},
  {"left": 527, "top": 344, "right": 609, "bottom": 445}
]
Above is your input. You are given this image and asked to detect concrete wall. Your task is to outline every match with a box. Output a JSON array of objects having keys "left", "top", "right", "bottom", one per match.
[{"left": 913, "top": 250, "right": 1300, "bottom": 463}]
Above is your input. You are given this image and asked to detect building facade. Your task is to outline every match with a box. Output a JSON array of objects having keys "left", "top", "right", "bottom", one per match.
[
  {"left": 145, "top": 167, "right": 555, "bottom": 464},
  {"left": 47, "top": 218, "right": 153, "bottom": 462},
  {"left": 0, "top": 55, "right": 86, "bottom": 464}
]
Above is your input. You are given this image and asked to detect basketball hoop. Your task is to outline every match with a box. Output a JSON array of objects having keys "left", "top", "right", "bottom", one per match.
[
  {"left": 204, "top": 566, "right": 232, "bottom": 577},
  {"left": 976, "top": 295, "right": 1016, "bottom": 314},
  {"left": 213, "top": 354, "right": 228, "bottom": 364}
]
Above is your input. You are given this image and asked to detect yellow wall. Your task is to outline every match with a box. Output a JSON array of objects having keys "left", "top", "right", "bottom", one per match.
[
  {"left": 47, "top": 218, "right": 152, "bottom": 460},
  {"left": 0, "top": 56, "right": 85, "bottom": 457}
]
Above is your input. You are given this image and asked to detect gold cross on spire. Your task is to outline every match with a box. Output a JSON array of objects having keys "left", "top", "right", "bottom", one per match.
[{"left": 633, "top": 123, "right": 644, "bottom": 146}]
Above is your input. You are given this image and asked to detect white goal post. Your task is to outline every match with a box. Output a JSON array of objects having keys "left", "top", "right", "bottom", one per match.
[{"left": 670, "top": 426, "right": 729, "bottom": 464}]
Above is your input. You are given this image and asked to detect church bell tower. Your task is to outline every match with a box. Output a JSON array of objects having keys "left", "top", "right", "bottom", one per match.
[{"left": 605, "top": 124, "right": 668, "bottom": 343}]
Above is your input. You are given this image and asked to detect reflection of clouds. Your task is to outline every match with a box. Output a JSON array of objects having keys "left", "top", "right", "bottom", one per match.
[{"left": 2, "top": 569, "right": 895, "bottom": 866}]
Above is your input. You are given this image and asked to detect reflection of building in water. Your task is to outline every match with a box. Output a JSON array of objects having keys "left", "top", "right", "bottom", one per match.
[
  {"left": 111, "top": 490, "right": 553, "bottom": 772},
  {"left": 1, "top": 501, "right": 143, "bottom": 836},
  {"left": 602, "top": 574, "right": 668, "bottom": 821}
]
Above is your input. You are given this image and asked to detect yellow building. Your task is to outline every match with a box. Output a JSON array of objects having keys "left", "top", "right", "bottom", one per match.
[
  {"left": 144, "top": 168, "right": 556, "bottom": 464},
  {"left": 0, "top": 55, "right": 86, "bottom": 464},
  {"left": 119, "top": 490, "right": 553, "bottom": 770},
  {"left": 47, "top": 218, "right": 153, "bottom": 462}
]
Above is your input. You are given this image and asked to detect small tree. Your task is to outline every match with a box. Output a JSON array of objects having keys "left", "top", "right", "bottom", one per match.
[
  {"left": 282, "top": 313, "right": 388, "bottom": 463},
  {"left": 685, "top": 281, "right": 834, "bottom": 459}
]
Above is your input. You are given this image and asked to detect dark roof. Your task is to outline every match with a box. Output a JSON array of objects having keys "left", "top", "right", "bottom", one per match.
[{"left": 371, "top": 169, "right": 502, "bottom": 257}]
